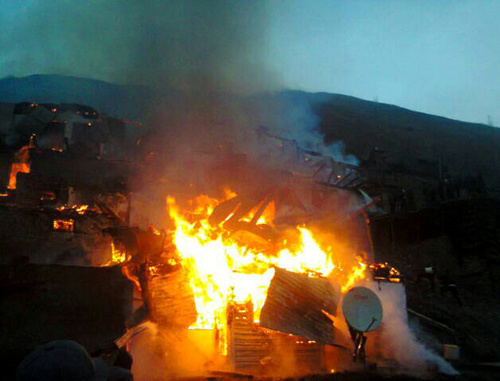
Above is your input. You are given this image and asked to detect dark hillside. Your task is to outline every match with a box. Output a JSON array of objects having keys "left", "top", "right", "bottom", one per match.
[
  {"left": 317, "top": 94, "right": 500, "bottom": 194},
  {"left": 0, "top": 74, "right": 160, "bottom": 120}
]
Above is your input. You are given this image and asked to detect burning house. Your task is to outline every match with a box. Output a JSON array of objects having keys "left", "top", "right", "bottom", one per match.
[
  {"left": 0, "top": 99, "right": 459, "bottom": 380},
  {"left": 115, "top": 128, "right": 437, "bottom": 379}
]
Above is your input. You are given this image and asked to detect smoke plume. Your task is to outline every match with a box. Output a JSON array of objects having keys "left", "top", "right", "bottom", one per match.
[
  {"left": 2, "top": 1, "right": 356, "bottom": 166},
  {"left": 1, "top": 1, "right": 276, "bottom": 94}
]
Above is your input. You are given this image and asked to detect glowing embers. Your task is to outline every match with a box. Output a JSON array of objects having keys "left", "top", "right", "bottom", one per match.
[
  {"left": 52, "top": 205, "right": 91, "bottom": 232},
  {"left": 53, "top": 219, "right": 74, "bottom": 232},
  {"left": 369, "top": 262, "right": 402, "bottom": 283},
  {"left": 56, "top": 204, "right": 90, "bottom": 215}
]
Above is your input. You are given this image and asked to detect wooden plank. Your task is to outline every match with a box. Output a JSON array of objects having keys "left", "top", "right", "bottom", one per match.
[{"left": 228, "top": 302, "right": 271, "bottom": 372}]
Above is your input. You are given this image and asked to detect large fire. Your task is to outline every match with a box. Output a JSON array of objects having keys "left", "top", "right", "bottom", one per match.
[{"left": 166, "top": 190, "right": 368, "bottom": 335}]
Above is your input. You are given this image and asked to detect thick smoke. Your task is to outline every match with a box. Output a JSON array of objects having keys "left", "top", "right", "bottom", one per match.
[
  {"left": 2, "top": 0, "right": 355, "bottom": 166},
  {"left": 1, "top": 1, "right": 276, "bottom": 94}
]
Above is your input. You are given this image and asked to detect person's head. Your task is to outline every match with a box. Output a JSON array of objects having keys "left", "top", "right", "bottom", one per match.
[{"left": 16, "top": 340, "right": 107, "bottom": 381}]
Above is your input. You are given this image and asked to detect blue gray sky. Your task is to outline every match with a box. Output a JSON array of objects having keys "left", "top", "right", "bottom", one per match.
[{"left": 1, "top": 0, "right": 500, "bottom": 124}]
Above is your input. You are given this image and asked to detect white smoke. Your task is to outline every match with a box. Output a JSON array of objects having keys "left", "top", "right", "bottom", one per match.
[
  {"left": 365, "top": 281, "right": 458, "bottom": 376},
  {"left": 250, "top": 91, "right": 359, "bottom": 166}
]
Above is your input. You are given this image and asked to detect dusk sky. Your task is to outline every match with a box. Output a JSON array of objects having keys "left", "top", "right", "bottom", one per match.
[{"left": 1, "top": 0, "right": 500, "bottom": 125}]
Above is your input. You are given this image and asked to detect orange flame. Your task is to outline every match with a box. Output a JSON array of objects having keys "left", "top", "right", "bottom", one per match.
[
  {"left": 8, "top": 146, "right": 31, "bottom": 190},
  {"left": 7, "top": 163, "right": 30, "bottom": 190},
  {"left": 240, "top": 200, "right": 276, "bottom": 226},
  {"left": 341, "top": 259, "right": 368, "bottom": 293},
  {"left": 165, "top": 190, "right": 369, "bottom": 335}
]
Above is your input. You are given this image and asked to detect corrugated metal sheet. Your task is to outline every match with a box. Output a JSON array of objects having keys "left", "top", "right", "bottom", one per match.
[
  {"left": 146, "top": 266, "right": 197, "bottom": 328},
  {"left": 259, "top": 268, "right": 340, "bottom": 345}
]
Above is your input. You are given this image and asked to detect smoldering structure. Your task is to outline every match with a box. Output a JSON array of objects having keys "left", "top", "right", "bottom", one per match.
[{"left": 0, "top": 102, "right": 140, "bottom": 377}]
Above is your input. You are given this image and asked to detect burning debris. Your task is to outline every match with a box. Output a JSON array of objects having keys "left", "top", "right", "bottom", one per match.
[
  {"left": 369, "top": 262, "right": 402, "bottom": 284},
  {"left": 56, "top": 204, "right": 90, "bottom": 214},
  {"left": 52, "top": 218, "right": 74, "bottom": 232},
  {"left": 119, "top": 183, "right": 405, "bottom": 377},
  {"left": 0, "top": 102, "right": 136, "bottom": 268},
  {"left": 163, "top": 188, "right": 370, "bottom": 333}
]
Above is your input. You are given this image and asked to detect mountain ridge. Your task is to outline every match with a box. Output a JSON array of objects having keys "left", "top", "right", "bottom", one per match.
[{"left": 0, "top": 74, "right": 493, "bottom": 130}]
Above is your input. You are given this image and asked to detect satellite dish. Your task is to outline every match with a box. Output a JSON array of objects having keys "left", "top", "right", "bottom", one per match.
[{"left": 342, "top": 287, "right": 383, "bottom": 332}]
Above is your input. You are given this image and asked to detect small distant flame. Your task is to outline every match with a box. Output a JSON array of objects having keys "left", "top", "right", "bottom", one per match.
[
  {"left": 8, "top": 163, "right": 30, "bottom": 190},
  {"left": 148, "top": 224, "right": 162, "bottom": 235},
  {"left": 8, "top": 146, "right": 31, "bottom": 190},
  {"left": 121, "top": 265, "right": 141, "bottom": 290},
  {"left": 75, "top": 205, "right": 89, "bottom": 214},
  {"left": 100, "top": 241, "right": 129, "bottom": 268},
  {"left": 369, "top": 262, "right": 402, "bottom": 283}
]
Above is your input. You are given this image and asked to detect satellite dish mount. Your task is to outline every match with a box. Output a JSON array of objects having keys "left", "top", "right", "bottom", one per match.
[{"left": 342, "top": 287, "right": 383, "bottom": 362}]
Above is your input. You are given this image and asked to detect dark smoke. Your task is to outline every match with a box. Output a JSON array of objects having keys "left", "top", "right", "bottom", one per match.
[
  {"left": 1, "top": 0, "right": 284, "bottom": 160},
  {"left": 1, "top": 0, "right": 277, "bottom": 94},
  {"left": 2, "top": 1, "right": 355, "bottom": 160},
  {"left": 4, "top": 0, "right": 361, "bottom": 219}
]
